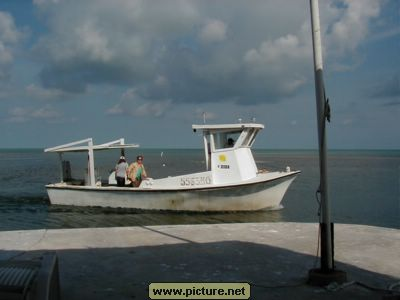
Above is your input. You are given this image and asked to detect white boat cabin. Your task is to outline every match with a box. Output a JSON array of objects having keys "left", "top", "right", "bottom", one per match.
[{"left": 192, "top": 123, "right": 264, "bottom": 184}]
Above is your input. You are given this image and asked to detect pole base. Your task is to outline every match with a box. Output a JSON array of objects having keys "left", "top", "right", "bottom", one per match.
[{"left": 308, "top": 268, "right": 347, "bottom": 286}]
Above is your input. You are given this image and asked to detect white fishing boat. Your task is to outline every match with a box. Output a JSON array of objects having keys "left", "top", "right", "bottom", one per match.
[{"left": 44, "top": 122, "right": 300, "bottom": 211}]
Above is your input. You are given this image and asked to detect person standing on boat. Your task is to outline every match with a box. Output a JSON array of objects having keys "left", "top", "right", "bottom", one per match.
[
  {"left": 127, "top": 155, "right": 147, "bottom": 187},
  {"left": 115, "top": 156, "right": 129, "bottom": 187}
]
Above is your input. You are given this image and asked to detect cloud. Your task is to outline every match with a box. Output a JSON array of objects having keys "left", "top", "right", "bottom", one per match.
[
  {"left": 106, "top": 88, "right": 171, "bottom": 118},
  {"left": 368, "top": 26, "right": 400, "bottom": 43},
  {"left": 31, "top": 0, "right": 386, "bottom": 106},
  {"left": 32, "top": 0, "right": 199, "bottom": 92},
  {"left": 382, "top": 100, "right": 400, "bottom": 107},
  {"left": 26, "top": 84, "right": 70, "bottom": 100},
  {"left": 6, "top": 107, "right": 29, "bottom": 123},
  {"left": 199, "top": 19, "right": 227, "bottom": 44},
  {"left": 6, "top": 105, "right": 61, "bottom": 123},
  {"left": 33, "top": 0, "right": 60, "bottom": 4},
  {"left": 325, "top": 0, "right": 380, "bottom": 54},
  {"left": 368, "top": 75, "right": 400, "bottom": 102},
  {"left": 31, "top": 105, "right": 61, "bottom": 119},
  {"left": 0, "top": 12, "right": 20, "bottom": 44},
  {"left": 0, "top": 11, "right": 23, "bottom": 79},
  {"left": 242, "top": 23, "right": 310, "bottom": 100}
]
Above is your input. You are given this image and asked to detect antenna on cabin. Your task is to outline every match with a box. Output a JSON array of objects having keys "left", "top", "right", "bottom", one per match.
[
  {"left": 203, "top": 112, "right": 206, "bottom": 124},
  {"left": 238, "top": 118, "right": 242, "bottom": 124},
  {"left": 252, "top": 117, "right": 256, "bottom": 123}
]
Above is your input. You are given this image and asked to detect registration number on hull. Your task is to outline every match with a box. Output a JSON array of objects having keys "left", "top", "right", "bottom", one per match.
[{"left": 180, "top": 176, "right": 212, "bottom": 186}]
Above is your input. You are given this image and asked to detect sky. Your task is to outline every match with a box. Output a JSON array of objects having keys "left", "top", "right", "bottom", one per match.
[{"left": 0, "top": 0, "right": 399, "bottom": 149}]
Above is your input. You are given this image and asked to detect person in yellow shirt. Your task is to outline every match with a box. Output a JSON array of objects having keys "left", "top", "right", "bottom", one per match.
[{"left": 127, "top": 155, "right": 147, "bottom": 187}]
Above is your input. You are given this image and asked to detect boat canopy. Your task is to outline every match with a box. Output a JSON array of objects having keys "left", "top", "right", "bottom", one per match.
[
  {"left": 45, "top": 138, "right": 139, "bottom": 187},
  {"left": 44, "top": 138, "right": 139, "bottom": 153}
]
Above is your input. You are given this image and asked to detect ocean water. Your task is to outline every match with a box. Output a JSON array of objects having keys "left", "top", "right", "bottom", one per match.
[{"left": 0, "top": 148, "right": 399, "bottom": 231}]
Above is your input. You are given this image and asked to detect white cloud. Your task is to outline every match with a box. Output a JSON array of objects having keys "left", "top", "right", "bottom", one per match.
[
  {"left": 134, "top": 100, "right": 171, "bottom": 117},
  {"left": 30, "top": 0, "right": 386, "bottom": 105},
  {"left": 31, "top": 105, "right": 61, "bottom": 119},
  {"left": 368, "top": 74, "right": 400, "bottom": 100},
  {"left": 0, "top": 11, "right": 21, "bottom": 43},
  {"left": 75, "top": 21, "right": 113, "bottom": 63},
  {"left": 199, "top": 19, "right": 227, "bottom": 43},
  {"left": 326, "top": 0, "right": 381, "bottom": 54},
  {"left": 244, "top": 33, "right": 308, "bottom": 65},
  {"left": 106, "top": 88, "right": 171, "bottom": 118},
  {"left": 6, "top": 105, "right": 61, "bottom": 123},
  {"left": 6, "top": 107, "right": 30, "bottom": 123},
  {"left": 33, "top": 0, "right": 60, "bottom": 5},
  {"left": 0, "top": 43, "right": 12, "bottom": 65},
  {"left": 369, "top": 27, "right": 400, "bottom": 42},
  {"left": 32, "top": 0, "right": 199, "bottom": 92},
  {"left": 26, "top": 84, "right": 69, "bottom": 100},
  {"left": 242, "top": 21, "right": 311, "bottom": 98},
  {"left": 0, "top": 11, "right": 23, "bottom": 79}
]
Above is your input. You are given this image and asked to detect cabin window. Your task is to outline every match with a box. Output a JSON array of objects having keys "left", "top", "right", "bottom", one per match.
[
  {"left": 242, "top": 129, "right": 258, "bottom": 147},
  {"left": 248, "top": 129, "right": 259, "bottom": 146},
  {"left": 213, "top": 131, "right": 241, "bottom": 150}
]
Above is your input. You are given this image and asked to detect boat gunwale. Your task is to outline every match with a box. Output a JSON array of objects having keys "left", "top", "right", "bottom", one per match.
[{"left": 45, "top": 171, "right": 300, "bottom": 193}]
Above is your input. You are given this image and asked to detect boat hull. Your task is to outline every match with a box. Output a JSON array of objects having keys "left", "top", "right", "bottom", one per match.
[{"left": 46, "top": 172, "right": 299, "bottom": 211}]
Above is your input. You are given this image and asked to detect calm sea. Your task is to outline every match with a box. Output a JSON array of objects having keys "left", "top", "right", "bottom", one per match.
[{"left": 0, "top": 149, "right": 399, "bottom": 230}]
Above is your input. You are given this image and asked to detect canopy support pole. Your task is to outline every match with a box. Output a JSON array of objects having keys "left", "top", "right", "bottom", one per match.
[
  {"left": 88, "top": 139, "right": 96, "bottom": 186},
  {"left": 58, "top": 153, "right": 63, "bottom": 183}
]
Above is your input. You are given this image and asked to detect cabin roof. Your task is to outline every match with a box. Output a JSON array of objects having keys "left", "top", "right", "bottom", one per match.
[{"left": 192, "top": 123, "right": 264, "bottom": 132}]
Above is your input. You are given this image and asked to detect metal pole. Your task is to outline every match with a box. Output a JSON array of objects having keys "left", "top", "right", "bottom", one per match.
[
  {"left": 88, "top": 139, "right": 96, "bottom": 186},
  {"left": 310, "top": 0, "right": 333, "bottom": 271},
  {"left": 120, "top": 138, "right": 125, "bottom": 157},
  {"left": 58, "top": 153, "right": 63, "bottom": 183}
]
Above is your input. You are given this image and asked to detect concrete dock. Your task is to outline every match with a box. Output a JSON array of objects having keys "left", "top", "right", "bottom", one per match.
[{"left": 0, "top": 222, "right": 399, "bottom": 299}]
